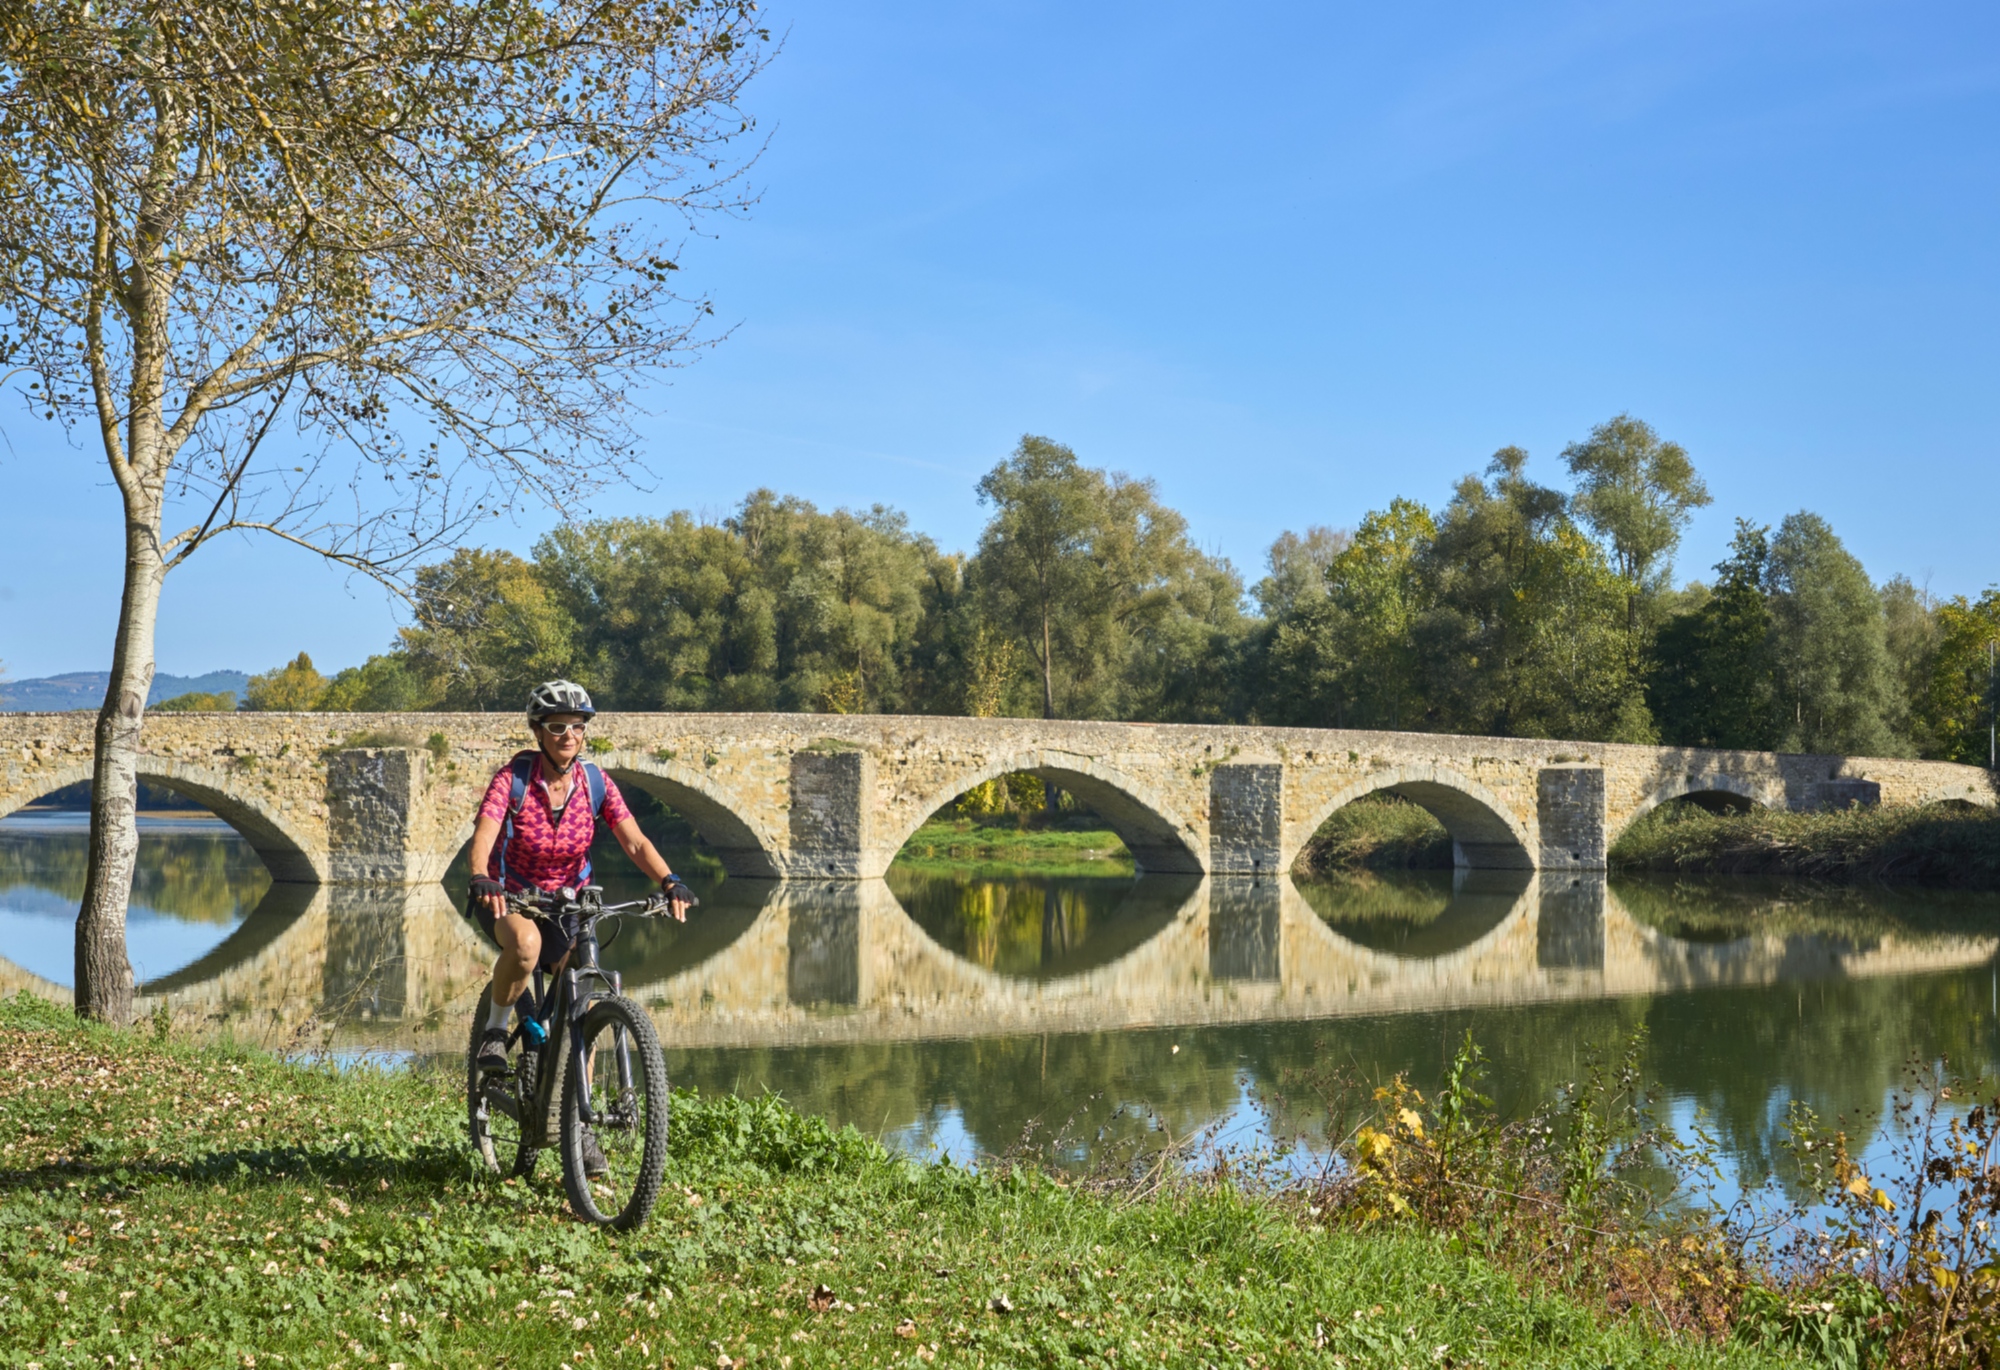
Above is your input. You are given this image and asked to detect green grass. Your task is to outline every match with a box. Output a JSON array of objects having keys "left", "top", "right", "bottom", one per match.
[
  {"left": 1610, "top": 800, "right": 2000, "bottom": 885},
  {"left": 0, "top": 994, "right": 1798, "bottom": 1369},
  {"left": 893, "top": 817, "right": 1135, "bottom": 877},
  {"left": 1294, "top": 794, "right": 1454, "bottom": 872}
]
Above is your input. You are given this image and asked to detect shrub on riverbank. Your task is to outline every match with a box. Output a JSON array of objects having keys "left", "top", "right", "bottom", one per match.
[
  {"left": 1610, "top": 800, "right": 2000, "bottom": 885},
  {"left": 1294, "top": 793, "right": 1454, "bottom": 871},
  {"left": 1, "top": 995, "right": 1794, "bottom": 1369},
  {"left": 1286, "top": 1032, "right": 2000, "bottom": 1367}
]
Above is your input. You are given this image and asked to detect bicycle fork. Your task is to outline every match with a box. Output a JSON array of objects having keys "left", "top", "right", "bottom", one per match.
[{"left": 557, "top": 962, "right": 626, "bottom": 1128}]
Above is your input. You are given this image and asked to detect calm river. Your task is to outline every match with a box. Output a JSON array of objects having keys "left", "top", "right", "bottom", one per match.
[{"left": 6, "top": 808, "right": 2000, "bottom": 1184}]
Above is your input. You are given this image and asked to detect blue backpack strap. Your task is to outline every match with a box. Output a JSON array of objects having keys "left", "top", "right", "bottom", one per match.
[
  {"left": 577, "top": 761, "right": 609, "bottom": 884},
  {"left": 495, "top": 752, "right": 535, "bottom": 886}
]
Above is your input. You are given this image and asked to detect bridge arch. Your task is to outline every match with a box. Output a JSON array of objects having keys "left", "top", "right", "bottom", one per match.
[
  {"left": 136, "top": 881, "right": 322, "bottom": 999},
  {"left": 1294, "top": 868, "right": 1537, "bottom": 963},
  {"left": 1290, "top": 764, "right": 1535, "bottom": 871},
  {"left": 1610, "top": 772, "right": 1782, "bottom": 846},
  {"left": 0, "top": 760, "right": 325, "bottom": 883},
  {"left": 606, "top": 756, "right": 784, "bottom": 878},
  {"left": 1289, "top": 869, "right": 1540, "bottom": 977},
  {"left": 438, "top": 751, "right": 785, "bottom": 880},
  {"left": 879, "top": 874, "right": 1209, "bottom": 997},
  {"left": 886, "top": 748, "right": 1206, "bottom": 874},
  {"left": 887, "top": 869, "right": 1203, "bottom": 983}
]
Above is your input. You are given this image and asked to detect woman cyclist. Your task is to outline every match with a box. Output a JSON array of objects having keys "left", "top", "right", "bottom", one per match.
[{"left": 469, "top": 680, "right": 693, "bottom": 1087}]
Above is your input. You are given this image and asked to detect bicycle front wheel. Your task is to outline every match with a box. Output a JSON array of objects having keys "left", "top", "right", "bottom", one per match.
[{"left": 559, "top": 995, "right": 669, "bottom": 1230}]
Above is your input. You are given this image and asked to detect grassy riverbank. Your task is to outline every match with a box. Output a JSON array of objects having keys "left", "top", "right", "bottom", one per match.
[
  {"left": 893, "top": 817, "right": 1133, "bottom": 876},
  {"left": 1295, "top": 795, "right": 1455, "bottom": 872},
  {"left": 1609, "top": 800, "right": 2000, "bottom": 885},
  {"left": 0, "top": 996, "right": 1805, "bottom": 1370},
  {"left": 1296, "top": 792, "right": 2000, "bottom": 887}
]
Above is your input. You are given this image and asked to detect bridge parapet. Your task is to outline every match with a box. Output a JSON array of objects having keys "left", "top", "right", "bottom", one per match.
[{"left": 1, "top": 711, "right": 1993, "bottom": 884}]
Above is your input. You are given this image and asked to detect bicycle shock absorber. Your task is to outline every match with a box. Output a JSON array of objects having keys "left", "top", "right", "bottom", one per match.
[{"left": 516, "top": 984, "right": 548, "bottom": 1047}]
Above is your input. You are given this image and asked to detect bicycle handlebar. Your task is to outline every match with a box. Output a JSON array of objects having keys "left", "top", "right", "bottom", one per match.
[{"left": 502, "top": 884, "right": 696, "bottom": 921}]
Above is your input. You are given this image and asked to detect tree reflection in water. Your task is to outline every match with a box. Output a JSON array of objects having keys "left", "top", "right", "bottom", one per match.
[
  {"left": 1295, "top": 869, "right": 1529, "bottom": 957},
  {"left": 1615, "top": 875, "right": 2000, "bottom": 947},
  {"left": 8, "top": 804, "right": 2000, "bottom": 1191},
  {"left": 885, "top": 869, "right": 1194, "bottom": 979},
  {"left": 0, "top": 812, "right": 270, "bottom": 926},
  {"left": 676, "top": 875, "right": 2000, "bottom": 1184},
  {"left": 671, "top": 954, "right": 2000, "bottom": 1185},
  {"left": 0, "top": 812, "right": 274, "bottom": 986}
]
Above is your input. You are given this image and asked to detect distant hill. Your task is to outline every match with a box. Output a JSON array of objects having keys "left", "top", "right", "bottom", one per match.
[{"left": 0, "top": 670, "right": 251, "bottom": 712}]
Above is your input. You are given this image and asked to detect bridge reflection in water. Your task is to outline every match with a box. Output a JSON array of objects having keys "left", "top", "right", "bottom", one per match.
[{"left": 2, "top": 871, "right": 1990, "bottom": 1055}]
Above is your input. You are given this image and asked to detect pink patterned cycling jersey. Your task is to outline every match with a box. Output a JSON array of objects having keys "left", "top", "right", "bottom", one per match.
[{"left": 477, "top": 751, "right": 633, "bottom": 891}]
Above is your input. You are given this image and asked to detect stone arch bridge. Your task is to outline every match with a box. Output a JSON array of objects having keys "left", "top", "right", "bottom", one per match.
[{"left": 2, "top": 711, "right": 1992, "bottom": 883}]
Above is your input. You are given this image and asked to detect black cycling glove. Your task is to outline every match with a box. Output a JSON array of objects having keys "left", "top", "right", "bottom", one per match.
[
  {"left": 471, "top": 877, "right": 506, "bottom": 900},
  {"left": 660, "top": 878, "right": 698, "bottom": 908}
]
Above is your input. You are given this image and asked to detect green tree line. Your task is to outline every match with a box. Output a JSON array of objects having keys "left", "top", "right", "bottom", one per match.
[{"left": 222, "top": 420, "right": 2000, "bottom": 762}]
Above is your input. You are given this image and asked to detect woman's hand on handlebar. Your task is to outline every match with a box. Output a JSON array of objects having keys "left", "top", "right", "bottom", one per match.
[
  {"left": 471, "top": 875, "right": 508, "bottom": 922},
  {"left": 654, "top": 877, "right": 697, "bottom": 923}
]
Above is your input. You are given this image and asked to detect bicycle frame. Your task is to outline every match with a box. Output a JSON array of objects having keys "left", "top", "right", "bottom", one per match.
[
  {"left": 526, "top": 936, "right": 623, "bottom": 1129},
  {"left": 505, "top": 888, "right": 643, "bottom": 1136}
]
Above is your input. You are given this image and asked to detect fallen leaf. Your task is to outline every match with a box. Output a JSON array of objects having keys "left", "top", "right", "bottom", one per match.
[
  {"left": 808, "top": 1284, "right": 835, "bottom": 1313},
  {"left": 895, "top": 1318, "right": 917, "bottom": 1339},
  {"left": 990, "top": 1294, "right": 1014, "bottom": 1315}
]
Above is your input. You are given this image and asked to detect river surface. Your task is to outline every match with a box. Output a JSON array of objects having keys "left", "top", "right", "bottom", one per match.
[{"left": 5, "top": 809, "right": 2000, "bottom": 1187}]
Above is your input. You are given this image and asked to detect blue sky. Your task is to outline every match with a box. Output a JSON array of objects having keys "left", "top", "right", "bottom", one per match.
[{"left": 5, "top": 0, "right": 1999, "bottom": 680}]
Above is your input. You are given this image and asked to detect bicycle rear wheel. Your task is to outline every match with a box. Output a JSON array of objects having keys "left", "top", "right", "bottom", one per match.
[
  {"left": 560, "top": 995, "right": 669, "bottom": 1230},
  {"left": 466, "top": 986, "right": 542, "bottom": 1179}
]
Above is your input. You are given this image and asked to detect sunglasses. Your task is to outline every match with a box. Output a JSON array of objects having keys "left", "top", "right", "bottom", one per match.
[{"left": 538, "top": 721, "right": 589, "bottom": 737}]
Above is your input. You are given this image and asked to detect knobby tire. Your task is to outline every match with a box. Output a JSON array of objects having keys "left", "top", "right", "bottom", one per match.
[{"left": 560, "top": 995, "right": 669, "bottom": 1231}]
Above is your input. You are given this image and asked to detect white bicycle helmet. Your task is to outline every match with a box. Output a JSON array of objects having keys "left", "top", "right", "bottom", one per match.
[{"left": 525, "top": 679, "right": 596, "bottom": 724}]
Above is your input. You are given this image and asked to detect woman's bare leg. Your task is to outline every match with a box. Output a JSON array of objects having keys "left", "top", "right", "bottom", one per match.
[{"left": 490, "top": 913, "right": 542, "bottom": 1011}]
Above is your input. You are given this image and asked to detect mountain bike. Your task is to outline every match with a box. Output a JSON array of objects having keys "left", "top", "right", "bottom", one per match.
[{"left": 466, "top": 885, "right": 682, "bottom": 1230}]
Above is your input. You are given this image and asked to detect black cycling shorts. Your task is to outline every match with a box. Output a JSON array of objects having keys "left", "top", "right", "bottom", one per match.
[{"left": 469, "top": 892, "right": 578, "bottom": 974}]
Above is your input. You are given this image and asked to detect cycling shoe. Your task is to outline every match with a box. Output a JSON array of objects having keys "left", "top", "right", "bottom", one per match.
[{"left": 475, "top": 1028, "right": 511, "bottom": 1072}]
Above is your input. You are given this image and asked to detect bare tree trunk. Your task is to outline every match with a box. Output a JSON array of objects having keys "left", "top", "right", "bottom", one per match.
[
  {"left": 1041, "top": 611, "right": 1055, "bottom": 720},
  {"left": 74, "top": 514, "right": 162, "bottom": 1022}
]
